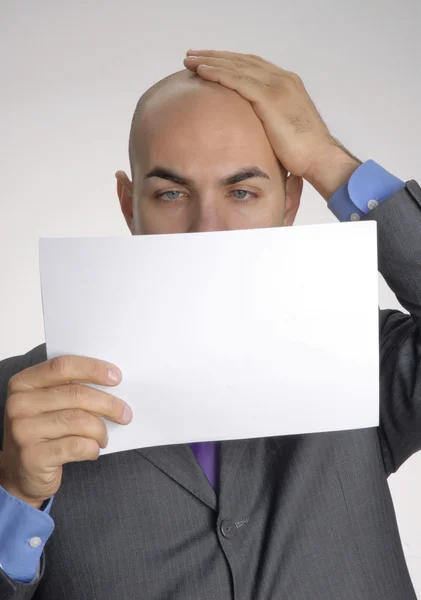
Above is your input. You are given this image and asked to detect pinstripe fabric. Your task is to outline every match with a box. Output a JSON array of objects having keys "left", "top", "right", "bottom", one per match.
[{"left": 0, "top": 181, "right": 420, "bottom": 599}]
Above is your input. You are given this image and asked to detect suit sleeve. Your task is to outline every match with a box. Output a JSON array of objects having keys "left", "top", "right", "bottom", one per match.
[
  {"left": 0, "top": 562, "right": 44, "bottom": 600},
  {"left": 362, "top": 180, "right": 421, "bottom": 475}
]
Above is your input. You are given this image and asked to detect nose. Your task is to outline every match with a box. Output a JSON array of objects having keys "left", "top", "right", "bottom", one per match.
[{"left": 188, "top": 197, "right": 229, "bottom": 233}]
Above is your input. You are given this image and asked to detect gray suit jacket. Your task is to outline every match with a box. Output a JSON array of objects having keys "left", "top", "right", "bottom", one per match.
[{"left": 1, "top": 181, "right": 421, "bottom": 600}]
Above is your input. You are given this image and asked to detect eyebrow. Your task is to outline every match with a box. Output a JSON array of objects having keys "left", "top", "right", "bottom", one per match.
[{"left": 143, "top": 166, "right": 270, "bottom": 186}]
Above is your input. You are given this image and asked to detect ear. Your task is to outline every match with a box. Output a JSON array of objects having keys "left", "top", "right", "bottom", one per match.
[
  {"left": 115, "top": 170, "right": 134, "bottom": 233},
  {"left": 283, "top": 174, "right": 303, "bottom": 226}
]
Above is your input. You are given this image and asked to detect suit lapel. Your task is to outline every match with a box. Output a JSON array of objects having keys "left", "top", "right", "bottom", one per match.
[
  {"left": 137, "top": 439, "right": 250, "bottom": 511},
  {"left": 136, "top": 444, "right": 217, "bottom": 511}
]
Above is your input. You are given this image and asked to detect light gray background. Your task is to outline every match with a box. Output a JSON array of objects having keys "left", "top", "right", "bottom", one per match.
[{"left": 1, "top": 0, "right": 420, "bottom": 594}]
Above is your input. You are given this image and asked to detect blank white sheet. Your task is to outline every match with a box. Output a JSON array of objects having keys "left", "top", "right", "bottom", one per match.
[{"left": 39, "top": 222, "right": 379, "bottom": 456}]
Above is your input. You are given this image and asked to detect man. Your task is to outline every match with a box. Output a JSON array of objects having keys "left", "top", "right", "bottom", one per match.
[{"left": 0, "top": 50, "right": 420, "bottom": 599}]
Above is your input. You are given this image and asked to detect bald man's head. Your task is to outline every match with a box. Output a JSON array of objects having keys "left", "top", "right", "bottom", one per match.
[{"left": 117, "top": 69, "right": 301, "bottom": 235}]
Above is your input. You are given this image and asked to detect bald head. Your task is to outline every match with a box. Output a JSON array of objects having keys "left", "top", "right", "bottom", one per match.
[
  {"left": 128, "top": 70, "right": 187, "bottom": 176},
  {"left": 118, "top": 69, "right": 300, "bottom": 235}
]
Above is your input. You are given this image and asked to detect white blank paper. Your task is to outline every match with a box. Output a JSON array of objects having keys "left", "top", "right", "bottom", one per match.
[{"left": 39, "top": 222, "right": 379, "bottom": 456}]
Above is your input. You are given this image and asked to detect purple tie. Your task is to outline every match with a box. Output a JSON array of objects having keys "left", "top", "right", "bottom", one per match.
[{"left": 189, "top": 441, "right": 220, "bottom": 490}]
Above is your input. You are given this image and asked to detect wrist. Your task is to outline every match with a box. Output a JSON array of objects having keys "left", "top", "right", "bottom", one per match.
[
  {"left": 304, "top": 142, "right": 362, "bottom": 201},
  {"left": 0, "top": 460, "right": 44, "bottom": 510},
  {"left": 1, "top": 484, "right": 44, "bottom": 510}
]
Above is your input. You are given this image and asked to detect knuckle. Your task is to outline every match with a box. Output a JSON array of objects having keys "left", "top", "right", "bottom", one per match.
[
  {"left": 50, "top": 441, "right": 66, "bottom": 459},
  {"left": 9, "top": 418, "right": 28, "bottom": 447},
  {"left": 69, "top": 407, "right": 87, "bottom": 423},
  {"left": 68, "top": 383, "right": 85, "bottom": 404},
  {"left": 282, "top": 76, "right": 296, "bottom": 90},
  {"left": 7, "top": 374, "right": 20, "bottom": 395},
  {"left": 269, "top": 75, "right": 296, "bottom": 96},
  {"left": 266, "top": 79, "right": 282, "bottom": 94},
  {"left": 50, "top": 355, "right": 72, "bottom": 377},
  {"left": 70, "top": 437, "right": 99, "bottom": 460},
  {"left": 233, "top": 58, "right": 245, "bottom": 68},
  {"left": 6, "top": 392, "right": 27, "bottom": 420},
  {"left": 56, "top": 408, "right": 85, "bottom": 432},
  {"left": 287, "top": 71, "right": 302, "bottom": 84},
  {"left": 69, "top": 437, "right": 84, "bottom": 456}
]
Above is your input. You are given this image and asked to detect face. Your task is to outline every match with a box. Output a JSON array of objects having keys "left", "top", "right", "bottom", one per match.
[{"left": 117, "top": 74, "right": 302, "bottom": 235}]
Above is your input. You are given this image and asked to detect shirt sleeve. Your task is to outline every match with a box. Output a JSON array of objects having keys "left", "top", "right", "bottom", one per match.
[{"left": 0, "top": 485, "right": 55, "bottom": 583}]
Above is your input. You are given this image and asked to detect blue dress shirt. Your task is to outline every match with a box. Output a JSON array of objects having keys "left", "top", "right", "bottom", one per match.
[{"left": 0, "top": 159, "right": 406, "bottom": 583}]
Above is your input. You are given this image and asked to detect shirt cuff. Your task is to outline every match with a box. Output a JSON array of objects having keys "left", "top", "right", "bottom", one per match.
[
  {"left": 327, "top": 160, "right": 405, "bottom": 222},
  {"left": 0, "top": 485, "right": 54, "bottom": 583}
]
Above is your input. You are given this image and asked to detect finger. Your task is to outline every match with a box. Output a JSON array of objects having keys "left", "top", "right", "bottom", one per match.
[
  {"left": 186, "top": 49, "right": 262, "bottom": 63},
  {"left": 184, "top": 55, "right": 269, "bottom": 79},
  {"left": 8, "top": 355, "right": 122, "bottom": 392},
  {"left": 185, "top": 49, "right": 283, "bottom": 74},
  {"left": 12, "top": 409, "right": 108, "bottom": 449},
  {"left": 36, "top": 436, "right": 101, "bottom": 467},
  {"left": 7, "top": 383, "right": 132, "bottom": 424},
  {"left": 187, "top": 48, "right": 244, "bottom": 57},
  {"left": 184, "top": 55, "right": 279, "bottom": 80},
  {"left": 191, "top": 65, "right": 265, "bottom": 105}
]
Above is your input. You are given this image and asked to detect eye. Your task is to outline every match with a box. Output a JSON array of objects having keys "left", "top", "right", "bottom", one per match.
[
  {"left": 231, "top": 189, "right": 258, "bottom": 202},
  {"left": 156, "top": 190, "right": 186, "bottom": 202}
]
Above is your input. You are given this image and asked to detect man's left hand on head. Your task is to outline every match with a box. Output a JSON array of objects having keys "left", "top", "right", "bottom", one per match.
[{"left": 183, "top": 49, "right": 338, "bottom": 181}]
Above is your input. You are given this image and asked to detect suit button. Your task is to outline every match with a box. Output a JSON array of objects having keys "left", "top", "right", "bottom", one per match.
[{"left": 220, "top": 519, "right": 237, "bottom": 539}]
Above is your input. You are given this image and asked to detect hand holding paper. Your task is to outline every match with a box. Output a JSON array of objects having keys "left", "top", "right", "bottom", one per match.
[{"left": 0, "top": 355, "right": 131, "bottom": 508}]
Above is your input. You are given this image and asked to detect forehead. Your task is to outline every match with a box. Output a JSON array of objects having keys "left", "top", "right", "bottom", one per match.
[{"left": 132, "top": 79, "right": 279, "bottom": 177}]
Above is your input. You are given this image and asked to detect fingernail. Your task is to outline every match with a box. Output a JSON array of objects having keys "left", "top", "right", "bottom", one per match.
[
  {"left": 122, "top": 404, "right": 133, "bottom": 423},
  {"left": 107, "top": 367, "right": 121, "bottom": 383},
  {"left": 187, "top": 49, "right": 199, "bottom": 53}
]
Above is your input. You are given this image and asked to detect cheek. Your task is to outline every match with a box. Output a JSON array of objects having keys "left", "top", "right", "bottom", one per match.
[{"left": 267, "top": 193, "right": 286, "bottom": 225}]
